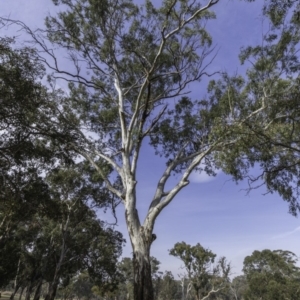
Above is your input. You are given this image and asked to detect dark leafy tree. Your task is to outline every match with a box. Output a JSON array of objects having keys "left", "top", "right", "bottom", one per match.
[
  {"left": 0, "top": 31, "right": 123, "bottom": 300},
  {"left": 229, "top": 275, "right": 248, "bottom": 300},
  {"left": 157, "top": 271, "right": 181, "bottom": 300},
  {"left": 39, "top": 163, "right": 124, "bottom": 300},
  {"left": 113, "top": 256, "right": 161, "bottom": 300},
  {"left": 0, "top": 35, "right": 79, "bottom": 288}
]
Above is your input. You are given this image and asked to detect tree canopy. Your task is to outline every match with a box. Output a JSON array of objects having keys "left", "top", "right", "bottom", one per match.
[
  {"left": 0, "top": 36, "right": 125, "bottom": 300},
  {"left": 243, "top": 249, "right": 300, "bottom": 300}
]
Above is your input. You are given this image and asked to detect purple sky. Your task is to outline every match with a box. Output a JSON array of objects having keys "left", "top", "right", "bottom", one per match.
[{"left": 2, "top": 0, "right": 299, "bottom": 278}]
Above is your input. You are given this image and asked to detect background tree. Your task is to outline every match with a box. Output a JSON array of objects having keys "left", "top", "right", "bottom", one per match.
[
  {"left": 0, "top": 34, "right": 79, "bottom": 287},
  {"left": 63, "top": 271, "right": 94, "bottom": 300},
  {"left": 170, "top": 242, "right": 231, "bottom": 300},
  {"left": 242, "top": 249, "right": 300, "bottom": 300},
  {"left": 117, "top": 257, "right": 134, "bottom": 300},
  {"left": 0, "top": 36, "right": 124, "bottom": 297},
  {"left": 157, "top": 271, "right": 181, "bottom": 300},
  {"left": 1, "top": 164, "right": 124, "bottom": 299},
  {"left": 229, "top": 275, "right": 248, "bottom": 300}
]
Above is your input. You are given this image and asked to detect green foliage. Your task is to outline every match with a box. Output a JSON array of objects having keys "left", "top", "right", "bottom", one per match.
[
  {"left": 1, "top": 164, "right": 124, "bottom": 292},
  {"left": 170, "top": 242, "right": 230, "bottom": 299},
  {"left": 0, "top": 36, "right": 124, "bottom": 293},
  {"left": 157, "top": 271, "right": 181, "bottom": 300},
  {"left": 208, "top": 1, "right": 300, "bottom": 215},
  {"left": 243, "top": 249, "right": 300, "bottom": 300},
  {"left": 41, "top": 0, "right": 217, "bottom": 166},
  {"left": 230, "top": 275, "right": 248, "bottom": 300},
  {"left": 0, "top": 37, "right": 56, "bottom": 286}
]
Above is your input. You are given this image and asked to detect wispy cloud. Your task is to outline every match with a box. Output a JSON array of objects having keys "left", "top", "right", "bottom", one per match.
[
  {"left": 189, "top": 168, "right": 221, "bottom": 183},
  {"left": 271, "top": 226, "right": 300, "bottom": 240}
]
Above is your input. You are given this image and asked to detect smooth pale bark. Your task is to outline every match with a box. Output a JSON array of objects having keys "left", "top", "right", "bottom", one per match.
[{"left": 180, "top": 278, "right": 185, "bottom": 300}]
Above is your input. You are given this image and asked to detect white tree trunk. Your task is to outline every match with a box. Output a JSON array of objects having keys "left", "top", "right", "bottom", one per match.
[{"left": 125, "top": 205, "right": 154, "bottom": 300}]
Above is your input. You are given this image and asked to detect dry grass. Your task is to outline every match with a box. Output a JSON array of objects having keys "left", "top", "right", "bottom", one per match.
[
  {"left": 0, "top": 292, "right": 26, "bottom": 300},
  {"left": 1, "top": 292, "right": 11, "bottom": 299}
]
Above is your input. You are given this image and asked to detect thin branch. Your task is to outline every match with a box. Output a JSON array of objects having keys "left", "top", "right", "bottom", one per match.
[
  {"left": 76, "top": 149, "right": 123, "bottom": 200},
  {"left": 126, "top": 0, "right": 219, "bottom": 142},
  {"left": 201, "top": 287, "right": 225, "bottom": 300},
  {"left": 114, "top": 67, "right": 128, "bottom": 144},
  {"left": 92, "top": 149, "right": 124, "bottom": 178},
  {"left": 144, "top": 143, "right": 215, "bottom": 230}
]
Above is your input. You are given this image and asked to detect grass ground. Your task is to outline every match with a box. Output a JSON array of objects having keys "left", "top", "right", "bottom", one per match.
[
  {"left": 0, "top": 292, "right": 26, "bottom": 300},
  {"left": 1, "top": 292, "right": 11, "bottom": 299}
]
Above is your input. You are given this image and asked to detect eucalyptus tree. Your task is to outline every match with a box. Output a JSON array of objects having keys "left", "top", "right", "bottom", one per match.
[
  {"left": 0, "top": 34, "right": 80, "bottom": 248},
  {"left": 170, "top": 242, "right": 230, "bottom": 300},
  {"left": 157, "top": 271, "right": 181, "bottom": 300},
  {"left": 3, "top": 0, "right": 296, "bottom": 299},
  {"left": 0, "top": 31, "right": 124, "bottom": 298},
  {"left": 229, "top": 275, "right": 248, "bottom": 300},
  {"left": 243, "top": 249, "right": 300, "bottom": 300},
  {"left": 40, "top": 163, "right": 124, "bottom": 300},
  {"left": 5, "top": 1, "right": 224, "bottom": 298},
  {"left": 0, "top": 36, "right": 49, "bottom": 246},
  {"left": 0, "top": 35, "right": 79, "bottom": 289}
]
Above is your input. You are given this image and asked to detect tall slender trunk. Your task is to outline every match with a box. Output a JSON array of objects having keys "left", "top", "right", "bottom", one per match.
[
  {"left": 44, "top": 281, "right": 58, "bottom": 300},
  {"left": 44, "top": 214, "right": 69, "bottom": 300},
  {"left": 10, "top": 258, "right": 21, "bottom": 300},
  {"left": 180, "top": 277, "right": 185, "bottom": 300},
  {"left": 44, "top": 260, "right": 63, "bottom": 300},
  {"left": 9, "top": 285, "right": 20, "bottom": 300},
  {"left": 18, "top": 287, "right": 25, "bottom": 300},
  {"left": 33, "top": 279, "right": 43, "bottom": 300},
  {"left": 24, "top": 281, "right": 34, "bottom": 300}
]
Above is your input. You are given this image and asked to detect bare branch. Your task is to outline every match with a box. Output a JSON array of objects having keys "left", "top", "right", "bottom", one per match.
[
  {"left": 144, "top": 143, "right": 215, "bottom": 230},
  {"left": 164, "top": 0, "right": 219, "bottom": 40},
  {"left": 201, "top": 287, "right": 225, "bottom": 300}
]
